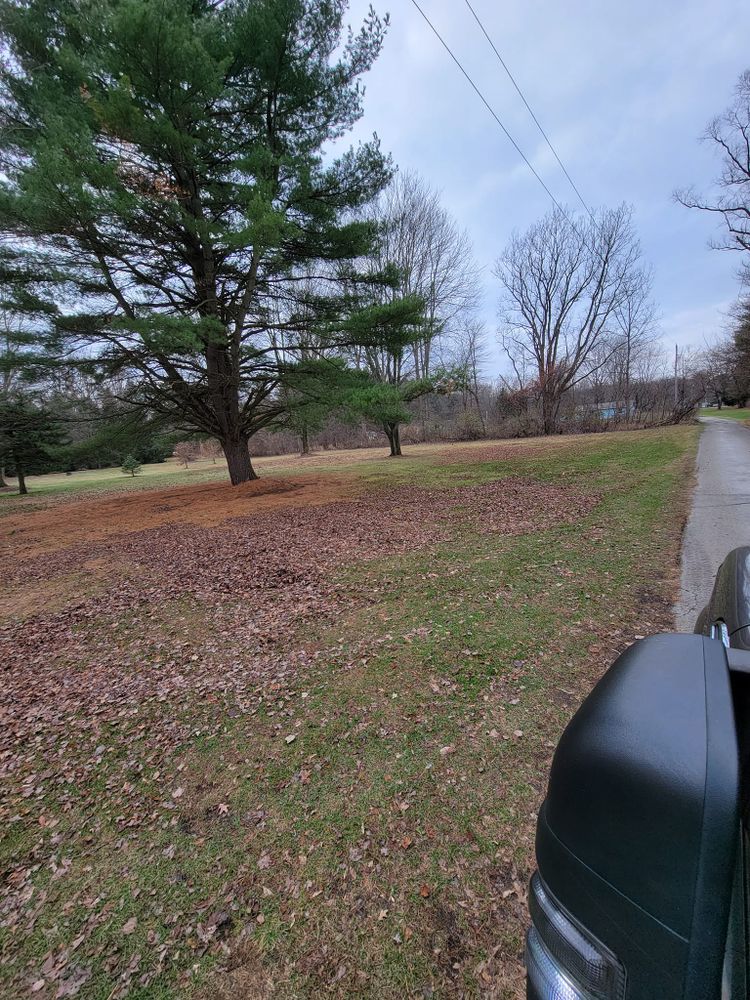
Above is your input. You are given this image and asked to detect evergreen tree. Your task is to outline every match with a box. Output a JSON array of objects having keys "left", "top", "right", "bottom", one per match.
[
  {"left": 729, "top": 300, "right": 750, "bottom": 406},
  {"left": 0, "top": 395, "right": 66, "bottom": 494},
  {"left": 121, "top": 454, "right": 141, "bottom": 477},
  {"left": 280, "top": 356, "right": 366, "bottom": 454},
  {"left": 341, "top": 297, "right": 460, "bottom": 455},
  {"left": 0, "top": 0, "right": 395, "bottom": 484},
  {"left": 0, "top": 271, "right": 60, "bottom": 484}
]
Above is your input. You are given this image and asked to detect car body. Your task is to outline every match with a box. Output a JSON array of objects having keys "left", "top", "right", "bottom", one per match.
[{"left": 694, "top": 546, "right": 750, "bottom": 651}]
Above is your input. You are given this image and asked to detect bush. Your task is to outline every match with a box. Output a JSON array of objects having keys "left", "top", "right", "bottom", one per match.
[{"left": 452, "top": 410, "right": 485, "bottom": 441}]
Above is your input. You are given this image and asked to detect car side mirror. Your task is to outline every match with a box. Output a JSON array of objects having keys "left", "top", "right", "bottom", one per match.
[{"left": 527, "top": 634, "right": 740, "bottom": 1000}]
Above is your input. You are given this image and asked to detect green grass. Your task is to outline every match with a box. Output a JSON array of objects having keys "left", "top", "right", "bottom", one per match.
[
  {"left": 1, "top": 427, "right": 699, "bottom": 999},
  {"left": 699, "top": 406, "right": 750, "bottom": 422},
  {"left": 0, "top": 457, "right": 229, "bottom": 499}
]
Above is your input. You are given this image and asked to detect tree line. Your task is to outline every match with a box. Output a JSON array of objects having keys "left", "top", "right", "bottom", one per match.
[
  {"left": 2, "top": 0, "right": 742, "bottom": 493},
  {"left": 678, "top": 70, "right": 750, "bottom": 410}
]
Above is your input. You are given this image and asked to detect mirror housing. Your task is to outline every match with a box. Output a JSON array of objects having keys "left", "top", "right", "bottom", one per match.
[{"left": 533, "top": 634, "right": 739, "bottom": 999}]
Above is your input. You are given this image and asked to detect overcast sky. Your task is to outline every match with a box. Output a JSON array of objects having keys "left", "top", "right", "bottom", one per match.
[{"left": 342, "top": 0, "right": 750, "bottom": 376}]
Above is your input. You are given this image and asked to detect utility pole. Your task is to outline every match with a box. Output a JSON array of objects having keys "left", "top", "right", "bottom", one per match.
[{"left": 674, "top": 344, "right": 679, "bottom": 406}]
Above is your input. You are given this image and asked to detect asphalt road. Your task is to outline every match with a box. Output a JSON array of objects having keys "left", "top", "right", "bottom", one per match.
[{"left": 674, "top": 416, "right": 750, "bottom": 631}]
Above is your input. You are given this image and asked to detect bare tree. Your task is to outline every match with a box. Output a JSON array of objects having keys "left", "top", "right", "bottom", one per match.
[
  {"left": 733, "top": 299, "right": 750, "bottom": 404},
  {"left": 575, "top": 269, "right": 657, "bottom": 423},
  {"left": 677, "top": 70, "right": 750, "bottom": 281},
  {"left": 348, "top": 172, "right": 479, "bottom": 452},
  {"left": 198, "top": 439, "right": 222, "bottom": 464},
  {"left": 700, "top": 337, "right": 735, "bottom": 409},
  {"left": 611, "top": 266, "right": 658, "bottom": 420},
  {"left": 365, "top": 171, "right": 480, "bottom": 380},
  {"left": 450, "top": 319, "right": 489, "bottom": 433},
  {"left": 701, "top": 300, "right": 750, "bottom": 407},
  {"left": 173, "top": 441, "right": 198, "bottom": 469},
  {"left": 495, "top": 205, "right": 644, "bottom": 434}
]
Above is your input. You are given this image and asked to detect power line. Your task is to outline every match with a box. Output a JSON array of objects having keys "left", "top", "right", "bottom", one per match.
[
  {"left": 406, "top": 0, "right": 568, "bottom": 219},
  {"left": 407, "top": 1, "right": 629, "bottom": 268},
  {"left": 407, "top": 0, "right": 640, "bottom": 344},
  {"left": 462, "top": 0, "right": 595, "bottom": 222}
]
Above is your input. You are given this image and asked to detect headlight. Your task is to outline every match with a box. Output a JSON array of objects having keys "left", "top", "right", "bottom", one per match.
[{"left": 526, "top": 872, "right": 626, "bottom": 1000}]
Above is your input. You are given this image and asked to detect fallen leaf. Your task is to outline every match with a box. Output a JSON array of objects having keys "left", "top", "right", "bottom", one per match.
[{"left": 55, "top": 965, "right": 91, "bottom": 997}]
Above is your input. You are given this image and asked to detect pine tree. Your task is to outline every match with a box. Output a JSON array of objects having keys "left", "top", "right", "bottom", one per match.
[
  {"left": 0, "top": 396, "right": 66, "bottom": 494},
  {"left": 280, "top": 356, "right": 365, "bottom": 454},
  {"left": 0, "top": 270, "right": 60, "bottom": 484},
  {"left": 121, "top": 454, "right": 141, "bottom": 477},
  {"left": 0, "top": 0, "right": 394, "bottom": 484},
  {"left": 341, "top": 298, "right": 460, "bottom": 455}
]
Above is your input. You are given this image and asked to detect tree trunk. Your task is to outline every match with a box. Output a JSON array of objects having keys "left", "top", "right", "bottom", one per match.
[
  {"left": 300, "top": 424, "right": 310, "bottom": 455},
  {"left": 420, "top": 395, "right": 429, "bottom": 440},
  {"left": 0, "top": 465, "right": 6, "bottom": 488},
  {"left": 17, "top": 466, "right": 27, "bottom": 495},
  {"left": 222, "top": 435, "right": 258, "bottom": 485},
  {"left": 623, "top": 338, "right": 631, "bottom": 423},
  {"left": 205, "top": 334, "right": 259, "bottom": 484},
  {"left": 385, "top": 423, "right": 402, "bottom": 457},
  {"left": 473, "top": 392, "right": 486, "bottom": 435},
  {"left": 541, "top": 392, "right": 559, "bottom": 435}
]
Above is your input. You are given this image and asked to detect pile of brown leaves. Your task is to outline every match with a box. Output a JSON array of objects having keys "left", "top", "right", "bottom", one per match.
[
  {"left": 1, "top": 475, "right": 597, "bottom": 997},
  {"left": 3, "top": 478, "right": 597, "bottom": 731}
]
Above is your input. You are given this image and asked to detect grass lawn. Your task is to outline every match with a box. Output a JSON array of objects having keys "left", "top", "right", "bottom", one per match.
[
  {"left": 0, "top": 457, "right": 240, "bottom": 505},
  {"left": 0, "top": 427, "right": 699, "bottom": 999},
  {"left": 699, "top": 406, "right": 750, "bottom": 423}
]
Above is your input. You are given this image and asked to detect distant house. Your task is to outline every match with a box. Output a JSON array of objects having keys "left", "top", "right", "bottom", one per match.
[{"left": 575, "top": 401, "right": 635, "bottom": 421}]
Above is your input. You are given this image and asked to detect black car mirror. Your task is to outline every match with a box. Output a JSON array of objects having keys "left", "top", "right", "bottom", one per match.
[{"left": 527, "top": 634, "right": 740, "bottom": 1000}]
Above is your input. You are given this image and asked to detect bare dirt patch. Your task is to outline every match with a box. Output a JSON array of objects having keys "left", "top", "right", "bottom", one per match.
[{"left": 0, "top": 475, "right": 354, "bottom": 559}]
